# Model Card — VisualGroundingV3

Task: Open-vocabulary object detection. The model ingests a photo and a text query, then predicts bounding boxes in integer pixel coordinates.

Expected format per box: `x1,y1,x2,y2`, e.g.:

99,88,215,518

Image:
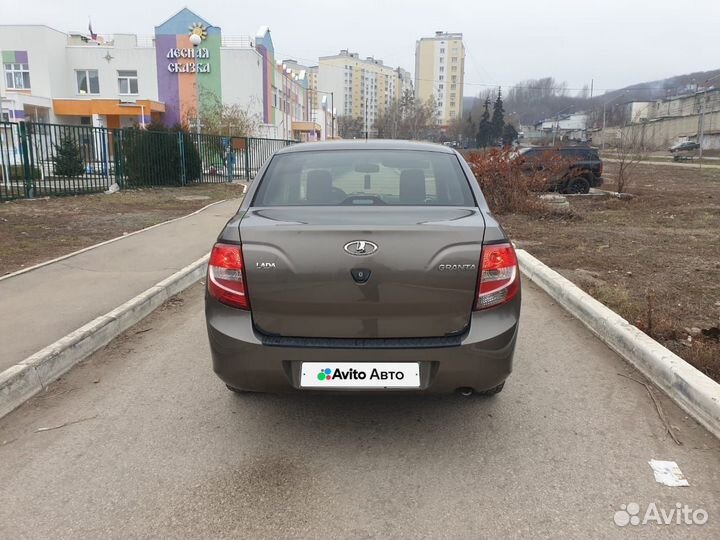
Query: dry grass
0,183,244,275
503,162,720,382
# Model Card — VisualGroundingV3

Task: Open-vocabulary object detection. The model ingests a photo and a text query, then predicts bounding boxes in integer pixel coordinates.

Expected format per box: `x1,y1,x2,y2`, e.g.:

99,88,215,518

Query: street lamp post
189,32,202,133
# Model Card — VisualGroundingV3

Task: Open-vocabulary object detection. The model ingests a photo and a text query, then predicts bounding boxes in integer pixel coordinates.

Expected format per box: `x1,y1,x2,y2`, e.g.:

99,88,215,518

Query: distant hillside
594,68,720,105
462,68,720,125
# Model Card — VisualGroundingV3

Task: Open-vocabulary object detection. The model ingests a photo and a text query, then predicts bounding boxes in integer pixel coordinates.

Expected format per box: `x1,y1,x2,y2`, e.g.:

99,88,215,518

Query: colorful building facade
0,9,320,139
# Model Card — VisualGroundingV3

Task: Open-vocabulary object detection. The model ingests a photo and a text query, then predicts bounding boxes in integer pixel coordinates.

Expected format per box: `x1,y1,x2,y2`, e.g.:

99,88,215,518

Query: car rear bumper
205,293,520,394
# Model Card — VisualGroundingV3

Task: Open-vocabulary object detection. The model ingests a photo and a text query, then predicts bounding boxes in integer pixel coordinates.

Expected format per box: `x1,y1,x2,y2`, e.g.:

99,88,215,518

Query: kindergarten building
0,8,330,140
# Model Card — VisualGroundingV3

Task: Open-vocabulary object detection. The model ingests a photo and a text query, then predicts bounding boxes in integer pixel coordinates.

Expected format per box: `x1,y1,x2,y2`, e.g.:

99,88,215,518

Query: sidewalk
0,198,242,373
604,157,720,170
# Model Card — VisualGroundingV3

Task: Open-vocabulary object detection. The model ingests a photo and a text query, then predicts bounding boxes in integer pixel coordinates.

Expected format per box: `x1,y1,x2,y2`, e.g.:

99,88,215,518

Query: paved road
604,158,720,170
0,198,241,372
1,282,718,539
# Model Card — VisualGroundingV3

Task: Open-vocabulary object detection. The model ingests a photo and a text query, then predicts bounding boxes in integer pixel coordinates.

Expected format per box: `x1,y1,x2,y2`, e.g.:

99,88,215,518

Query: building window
440,48,445,53
4,63,30,89
439,66,444,73
76,69,100,94
451,57,457,63
450,101,456,107
451,66,457,72
439,57,444,64
451,84,456,90
117,70,138,95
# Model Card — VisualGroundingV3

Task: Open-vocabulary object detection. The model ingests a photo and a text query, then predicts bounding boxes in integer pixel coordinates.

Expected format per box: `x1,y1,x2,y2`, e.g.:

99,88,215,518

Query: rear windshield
252,150,476,206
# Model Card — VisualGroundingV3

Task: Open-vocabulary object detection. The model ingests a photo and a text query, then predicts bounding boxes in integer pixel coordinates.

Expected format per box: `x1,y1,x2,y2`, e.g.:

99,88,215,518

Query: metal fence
0,121,295,201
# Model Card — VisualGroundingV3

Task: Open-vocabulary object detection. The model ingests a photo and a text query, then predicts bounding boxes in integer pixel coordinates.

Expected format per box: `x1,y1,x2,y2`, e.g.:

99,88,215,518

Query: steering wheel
339,195,387,205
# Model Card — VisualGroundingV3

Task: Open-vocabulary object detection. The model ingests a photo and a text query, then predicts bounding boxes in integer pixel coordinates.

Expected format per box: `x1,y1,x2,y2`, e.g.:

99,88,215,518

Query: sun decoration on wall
188,22,208,41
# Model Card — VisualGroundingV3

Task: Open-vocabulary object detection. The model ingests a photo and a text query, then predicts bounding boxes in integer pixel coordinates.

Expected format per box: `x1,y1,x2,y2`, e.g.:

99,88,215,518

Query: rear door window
252,150,476,206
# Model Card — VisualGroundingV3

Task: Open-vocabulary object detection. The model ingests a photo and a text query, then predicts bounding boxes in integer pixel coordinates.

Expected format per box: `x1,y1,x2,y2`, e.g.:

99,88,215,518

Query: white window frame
117,70,139,95
4,62,30,89
76,69,100,95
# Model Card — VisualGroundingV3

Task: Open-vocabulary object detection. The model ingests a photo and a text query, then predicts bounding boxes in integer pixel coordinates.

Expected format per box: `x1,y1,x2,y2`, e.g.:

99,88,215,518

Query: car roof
275,139,456,155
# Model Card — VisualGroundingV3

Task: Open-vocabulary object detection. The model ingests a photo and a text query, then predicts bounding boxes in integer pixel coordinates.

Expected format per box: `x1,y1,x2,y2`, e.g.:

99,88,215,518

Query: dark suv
518,146,604,194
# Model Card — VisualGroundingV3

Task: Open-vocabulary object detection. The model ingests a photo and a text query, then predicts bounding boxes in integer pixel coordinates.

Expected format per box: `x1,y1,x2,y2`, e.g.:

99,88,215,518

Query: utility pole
695,74,720,161
331,91,334,139
602,102,607,153
698,91,705,160
365,97,369,140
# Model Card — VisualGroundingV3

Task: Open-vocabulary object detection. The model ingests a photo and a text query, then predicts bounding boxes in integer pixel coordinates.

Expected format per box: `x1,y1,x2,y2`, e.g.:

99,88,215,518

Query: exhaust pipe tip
456,387,474,397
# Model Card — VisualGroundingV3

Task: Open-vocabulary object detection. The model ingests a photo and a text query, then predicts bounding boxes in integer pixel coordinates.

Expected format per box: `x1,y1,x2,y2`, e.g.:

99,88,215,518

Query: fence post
244,137,251,181
18,122,33,198
178,131,187,186
113,129,124,189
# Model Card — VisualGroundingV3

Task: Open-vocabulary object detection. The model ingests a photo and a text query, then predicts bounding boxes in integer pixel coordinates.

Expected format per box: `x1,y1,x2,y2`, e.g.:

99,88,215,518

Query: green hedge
118,123,201,186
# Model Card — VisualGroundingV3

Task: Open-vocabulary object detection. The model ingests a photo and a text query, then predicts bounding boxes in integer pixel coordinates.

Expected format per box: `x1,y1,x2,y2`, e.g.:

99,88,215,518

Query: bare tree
337,116,365,139
612,123,647,193
373,94,436,140
181,91,259,137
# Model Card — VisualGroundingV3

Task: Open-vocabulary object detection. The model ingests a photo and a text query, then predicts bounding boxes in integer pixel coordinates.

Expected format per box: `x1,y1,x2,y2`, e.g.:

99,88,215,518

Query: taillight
207,243,250,310
474,243,520,310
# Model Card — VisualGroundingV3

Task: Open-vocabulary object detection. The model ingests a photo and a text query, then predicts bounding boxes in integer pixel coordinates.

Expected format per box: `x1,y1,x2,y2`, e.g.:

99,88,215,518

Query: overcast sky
2,0,719,96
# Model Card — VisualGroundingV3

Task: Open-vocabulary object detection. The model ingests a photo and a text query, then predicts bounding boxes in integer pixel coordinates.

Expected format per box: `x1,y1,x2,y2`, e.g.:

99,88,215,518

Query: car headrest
306,170,333,203
399,169,426,204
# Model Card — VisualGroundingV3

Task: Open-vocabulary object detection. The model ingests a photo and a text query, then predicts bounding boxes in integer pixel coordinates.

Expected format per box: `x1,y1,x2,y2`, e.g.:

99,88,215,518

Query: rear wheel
476,381,505,396
564,177,590,194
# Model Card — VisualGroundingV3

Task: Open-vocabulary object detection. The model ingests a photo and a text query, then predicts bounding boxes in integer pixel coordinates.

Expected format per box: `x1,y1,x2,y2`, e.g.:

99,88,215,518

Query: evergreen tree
502,123,519,147
463,112,476,144
476,97,492,148
53,136,85,177
490,88,505,145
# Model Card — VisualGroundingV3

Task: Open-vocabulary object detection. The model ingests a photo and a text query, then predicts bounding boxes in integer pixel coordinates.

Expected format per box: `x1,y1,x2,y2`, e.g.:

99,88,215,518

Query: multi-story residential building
0,8,322,140
396,67,413,99
415,31,465,126
318,50,401,136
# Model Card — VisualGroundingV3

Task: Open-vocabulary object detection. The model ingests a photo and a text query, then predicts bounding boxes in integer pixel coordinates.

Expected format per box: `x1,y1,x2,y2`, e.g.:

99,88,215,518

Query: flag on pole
88,19,97,40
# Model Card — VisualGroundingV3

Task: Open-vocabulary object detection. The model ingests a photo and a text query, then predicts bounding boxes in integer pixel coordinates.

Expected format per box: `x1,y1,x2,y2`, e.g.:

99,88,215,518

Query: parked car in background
669,140,700,161
517,146,604,194
205,140,521,396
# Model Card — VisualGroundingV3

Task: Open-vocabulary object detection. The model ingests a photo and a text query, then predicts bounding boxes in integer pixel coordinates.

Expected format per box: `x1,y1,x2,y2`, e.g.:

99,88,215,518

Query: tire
226,384,249,394
476,381,505,396
564,177,590,194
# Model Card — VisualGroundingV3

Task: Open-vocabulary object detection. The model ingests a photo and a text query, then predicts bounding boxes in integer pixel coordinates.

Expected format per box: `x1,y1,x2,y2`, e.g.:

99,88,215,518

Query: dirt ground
0,183,245,276
501,162,720,381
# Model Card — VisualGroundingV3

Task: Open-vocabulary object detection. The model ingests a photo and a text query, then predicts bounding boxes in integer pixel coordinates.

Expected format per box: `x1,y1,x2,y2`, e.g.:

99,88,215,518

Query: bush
119,123,201,186
53,136,85,177
465,148,569,215
0,164,42,180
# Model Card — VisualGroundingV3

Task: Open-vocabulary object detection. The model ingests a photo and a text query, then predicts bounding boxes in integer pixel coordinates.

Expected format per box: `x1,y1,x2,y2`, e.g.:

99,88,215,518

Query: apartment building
396,67,413,99
318,50,401,135
0,8,321,140
415,31,465,125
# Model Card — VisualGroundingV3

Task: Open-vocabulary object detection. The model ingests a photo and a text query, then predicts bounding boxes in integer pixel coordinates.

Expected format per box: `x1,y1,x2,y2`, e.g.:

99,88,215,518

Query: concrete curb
516,249,720,440
0,254,209,419
0,199,225,282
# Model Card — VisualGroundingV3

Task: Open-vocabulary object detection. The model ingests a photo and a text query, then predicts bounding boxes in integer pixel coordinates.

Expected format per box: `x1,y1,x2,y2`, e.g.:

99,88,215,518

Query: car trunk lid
240,206,485,339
